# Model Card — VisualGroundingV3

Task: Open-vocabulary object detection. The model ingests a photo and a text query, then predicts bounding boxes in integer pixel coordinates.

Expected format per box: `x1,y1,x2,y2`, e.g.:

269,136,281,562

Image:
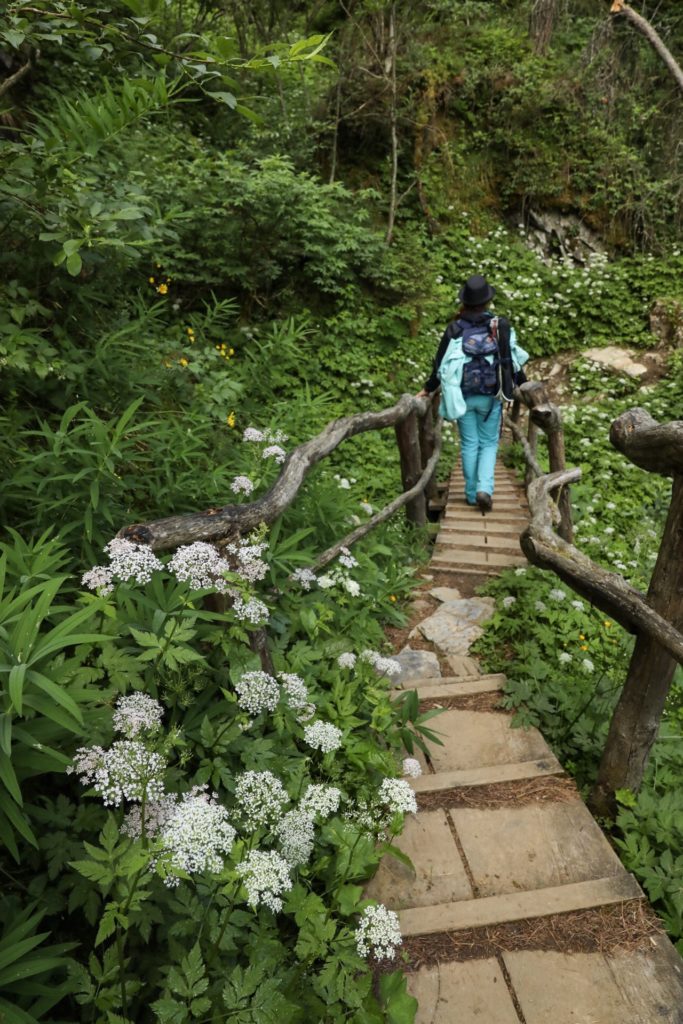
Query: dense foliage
2,0,683,1019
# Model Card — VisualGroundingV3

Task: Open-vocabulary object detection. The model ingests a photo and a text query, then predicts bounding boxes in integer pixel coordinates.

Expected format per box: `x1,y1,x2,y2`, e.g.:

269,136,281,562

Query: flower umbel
355,904,402,961
159,788,236,881
112,693,164,738
68,741,166,806
236,850,292,913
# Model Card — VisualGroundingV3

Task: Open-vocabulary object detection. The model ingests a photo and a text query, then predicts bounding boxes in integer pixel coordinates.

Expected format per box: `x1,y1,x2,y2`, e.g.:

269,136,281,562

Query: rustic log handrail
119,393,435,551
508,383,683,816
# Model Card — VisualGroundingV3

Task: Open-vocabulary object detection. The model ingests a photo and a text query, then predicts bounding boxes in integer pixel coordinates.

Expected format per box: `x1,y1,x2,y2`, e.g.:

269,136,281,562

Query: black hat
459,274,496,306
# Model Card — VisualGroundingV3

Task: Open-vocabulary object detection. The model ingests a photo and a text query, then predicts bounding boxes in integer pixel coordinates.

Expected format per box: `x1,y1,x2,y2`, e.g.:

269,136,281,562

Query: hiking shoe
465,497,477,507
476,491,492,512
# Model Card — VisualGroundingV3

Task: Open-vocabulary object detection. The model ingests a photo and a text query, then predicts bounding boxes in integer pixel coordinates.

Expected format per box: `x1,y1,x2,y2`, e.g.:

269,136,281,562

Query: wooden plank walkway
372,461,683,1023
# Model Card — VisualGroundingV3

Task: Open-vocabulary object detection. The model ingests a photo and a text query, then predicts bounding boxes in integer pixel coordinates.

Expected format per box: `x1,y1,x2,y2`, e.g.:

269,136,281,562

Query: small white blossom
558,652,572,665
402,758,422,778
355,904,402,961
262,445,286,464
112,693,163,737
121,792,177,839
223,536,269,584
337,652,357,670
232,594,269,624
81,566,114,596
360,650,402,678
359,502,374,515
317,575,335,589
581,658,595,673
378,777,417,815
275,808,315,866
297,702,316,723
535,600,547,612
278,673,308,710
68,741,166,806
343,578,361,597
237,850,292,913
299,784,342,820
549,588,566,602
303,720,343,753
292,567,317,590
502,596,516,608
159,788,236,879
514,567,526,576
82,539,164,594
230,475,254,495
570,600,585,611
338,547,358,569
235,671,280,715
168,542,230,592
234,771,289,829
243,427,265,442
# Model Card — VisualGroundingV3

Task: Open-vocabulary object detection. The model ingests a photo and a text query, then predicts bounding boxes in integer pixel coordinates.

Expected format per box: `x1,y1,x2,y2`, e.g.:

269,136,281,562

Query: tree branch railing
507,388,683,817
119,393,439,552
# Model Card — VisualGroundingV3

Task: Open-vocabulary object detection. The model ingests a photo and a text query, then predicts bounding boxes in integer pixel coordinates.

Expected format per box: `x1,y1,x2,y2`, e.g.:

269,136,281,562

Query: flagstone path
372,460,683,1023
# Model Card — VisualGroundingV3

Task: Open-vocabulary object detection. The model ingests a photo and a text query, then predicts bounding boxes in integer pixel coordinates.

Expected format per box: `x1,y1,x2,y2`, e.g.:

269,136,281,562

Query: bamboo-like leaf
0,751,22,804
8,663,26,714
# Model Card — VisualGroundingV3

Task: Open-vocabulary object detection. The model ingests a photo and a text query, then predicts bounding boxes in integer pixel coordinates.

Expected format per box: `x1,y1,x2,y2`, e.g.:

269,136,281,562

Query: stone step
415,677,506,700
399,874,642,937
426,709,552,773
429,564,505,577
401,673,505,690
411,756,564,794
432,549,525,568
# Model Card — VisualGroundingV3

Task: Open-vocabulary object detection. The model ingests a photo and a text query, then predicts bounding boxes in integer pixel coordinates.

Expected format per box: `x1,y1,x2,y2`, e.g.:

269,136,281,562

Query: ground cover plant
3,0,683,1017
475,356,683,951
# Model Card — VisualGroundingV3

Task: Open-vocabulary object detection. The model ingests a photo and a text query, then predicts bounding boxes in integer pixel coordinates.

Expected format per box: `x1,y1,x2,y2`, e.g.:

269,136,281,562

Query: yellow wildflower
226,411,236,428
580,644,588,651
604,621,612,628
149,276,155,284
229,348,235,356
579,634,585,641
389,595,397,603
179,357,189,367
187,326,194,336
157,283,168,295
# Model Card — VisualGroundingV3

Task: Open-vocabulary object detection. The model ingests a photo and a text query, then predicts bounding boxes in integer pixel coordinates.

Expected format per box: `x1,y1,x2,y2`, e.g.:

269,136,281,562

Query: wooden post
520,382,573,543
589,411,683,816
418,396,439,503
395,411,427,525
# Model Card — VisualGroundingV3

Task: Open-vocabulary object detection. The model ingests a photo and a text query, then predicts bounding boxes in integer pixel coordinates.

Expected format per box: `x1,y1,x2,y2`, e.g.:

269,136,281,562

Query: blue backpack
459,317,500,397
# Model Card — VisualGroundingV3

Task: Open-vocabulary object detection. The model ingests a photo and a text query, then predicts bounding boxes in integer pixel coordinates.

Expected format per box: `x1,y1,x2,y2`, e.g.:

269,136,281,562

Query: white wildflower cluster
337,652,357,670
338,547,358,569
230,475,254,495
243,427,265,442
359,501,373,516
502,595,516,608
355,904,402,961
223,535,269,584
558,652,572,665
317,564,361,597
378,777,417,815
278,673,309,710
292,567,317,590
235,770,289,829
82,538,163,595
296,702,316,723
235,671,280,715
237,850,292,913
112,693,163,738
303,720,343,753
168,542,231,592
299,784,342,820
581,658,595,673
514,567,526,576
68,741,166,806
570,600,585,611
159,788,236,882
360,650,402,678
549,588,566,602
232,594,269,624
535,600,547,613
262,445,286,463
121,793,177,839
402,757,422,779
275,808,315,866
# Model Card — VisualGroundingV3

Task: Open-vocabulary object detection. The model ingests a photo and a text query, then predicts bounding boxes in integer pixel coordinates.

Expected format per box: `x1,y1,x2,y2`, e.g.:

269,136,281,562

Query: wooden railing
506,386,683,816
119,393,441,552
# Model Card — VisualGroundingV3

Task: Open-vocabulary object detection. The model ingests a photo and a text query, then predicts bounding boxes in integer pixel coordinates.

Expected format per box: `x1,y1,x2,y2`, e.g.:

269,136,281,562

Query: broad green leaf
8,663,26,714
66,252,82,276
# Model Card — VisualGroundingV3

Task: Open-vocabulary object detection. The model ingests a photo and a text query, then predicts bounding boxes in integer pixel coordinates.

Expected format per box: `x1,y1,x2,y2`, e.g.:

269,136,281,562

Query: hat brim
459,284,496,304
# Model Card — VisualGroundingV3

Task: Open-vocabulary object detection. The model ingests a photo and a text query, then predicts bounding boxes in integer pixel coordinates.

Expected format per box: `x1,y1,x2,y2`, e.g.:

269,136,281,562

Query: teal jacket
438,322,529,422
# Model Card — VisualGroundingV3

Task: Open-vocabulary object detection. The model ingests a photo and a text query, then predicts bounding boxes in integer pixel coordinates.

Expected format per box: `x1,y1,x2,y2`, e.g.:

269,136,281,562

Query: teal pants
457,395,502,504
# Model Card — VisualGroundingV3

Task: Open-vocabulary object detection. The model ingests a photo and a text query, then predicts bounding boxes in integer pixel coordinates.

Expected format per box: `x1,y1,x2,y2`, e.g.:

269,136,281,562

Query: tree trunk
590,474,683,817
385,3,399,245
529,0,560,55
610,1,683,95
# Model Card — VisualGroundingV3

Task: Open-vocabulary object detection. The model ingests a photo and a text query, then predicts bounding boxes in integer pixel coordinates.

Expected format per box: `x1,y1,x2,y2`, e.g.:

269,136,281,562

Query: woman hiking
417,273,529,512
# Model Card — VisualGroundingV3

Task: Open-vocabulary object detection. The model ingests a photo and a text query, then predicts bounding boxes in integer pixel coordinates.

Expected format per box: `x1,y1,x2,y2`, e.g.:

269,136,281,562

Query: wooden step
435,533,521,553
432,549,525,568
440,520,527,535
399,874,642,937
411,756,564,794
